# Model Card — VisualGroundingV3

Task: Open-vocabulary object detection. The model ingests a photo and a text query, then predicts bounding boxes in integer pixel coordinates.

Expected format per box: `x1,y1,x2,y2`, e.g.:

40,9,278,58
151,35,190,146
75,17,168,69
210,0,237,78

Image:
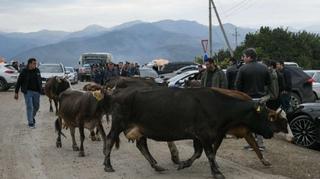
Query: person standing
276,60,292,112
226,57,238,90
14,58,42,129
201,58,227,88
235,48,271,151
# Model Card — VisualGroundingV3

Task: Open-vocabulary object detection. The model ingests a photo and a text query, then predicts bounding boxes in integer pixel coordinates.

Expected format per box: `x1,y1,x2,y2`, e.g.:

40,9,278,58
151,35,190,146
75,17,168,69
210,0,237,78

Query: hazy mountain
62,24,108,40
5,20,255,65
14,23,214,66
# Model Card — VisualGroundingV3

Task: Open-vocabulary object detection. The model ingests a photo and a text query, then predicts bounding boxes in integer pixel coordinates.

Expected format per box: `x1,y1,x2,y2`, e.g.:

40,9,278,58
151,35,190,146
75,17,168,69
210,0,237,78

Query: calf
44,76,70,114
55,89,112,157
104,87,275,179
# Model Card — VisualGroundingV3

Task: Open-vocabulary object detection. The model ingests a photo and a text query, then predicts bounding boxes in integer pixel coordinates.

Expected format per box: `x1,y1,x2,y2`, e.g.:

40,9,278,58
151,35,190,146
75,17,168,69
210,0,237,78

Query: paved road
0,83,318,179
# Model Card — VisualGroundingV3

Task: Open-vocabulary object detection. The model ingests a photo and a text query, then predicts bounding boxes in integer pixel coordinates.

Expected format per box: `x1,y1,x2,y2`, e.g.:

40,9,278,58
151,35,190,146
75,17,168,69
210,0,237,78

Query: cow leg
49,99,53,112
70,127,79,151
95,127,101,141
244,133,271,166
97,122,107,155
177,139,203,170
167,142,180,164
78,125,85,157
136,137,166,172
104,129,121,172
203,143,225,179
90,129,97,141
54,99,59,115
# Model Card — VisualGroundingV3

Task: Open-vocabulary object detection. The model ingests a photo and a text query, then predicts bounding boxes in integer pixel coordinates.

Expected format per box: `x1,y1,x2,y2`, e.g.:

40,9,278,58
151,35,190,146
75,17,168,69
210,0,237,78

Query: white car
159,65,198,81
38,63,67,89
304,70,320,100
0,63,19,91
65,67,78,84
167,70,199,88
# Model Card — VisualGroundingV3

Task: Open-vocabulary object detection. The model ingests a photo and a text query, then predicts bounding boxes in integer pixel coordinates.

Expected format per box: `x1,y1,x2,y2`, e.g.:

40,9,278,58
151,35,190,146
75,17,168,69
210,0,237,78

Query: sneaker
29,125,36,129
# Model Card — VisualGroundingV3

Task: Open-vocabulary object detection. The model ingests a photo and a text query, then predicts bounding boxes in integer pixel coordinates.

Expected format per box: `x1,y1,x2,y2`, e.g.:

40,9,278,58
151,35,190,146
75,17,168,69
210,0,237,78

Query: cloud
0,0,319,32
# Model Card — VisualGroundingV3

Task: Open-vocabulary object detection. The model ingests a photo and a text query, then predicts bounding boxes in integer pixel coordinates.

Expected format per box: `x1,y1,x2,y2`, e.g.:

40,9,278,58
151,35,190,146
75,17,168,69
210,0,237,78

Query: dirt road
0,83,319,179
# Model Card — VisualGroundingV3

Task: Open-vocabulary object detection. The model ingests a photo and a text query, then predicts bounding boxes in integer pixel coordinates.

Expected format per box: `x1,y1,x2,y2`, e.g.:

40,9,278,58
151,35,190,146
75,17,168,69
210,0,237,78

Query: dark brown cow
55,89,112,157
44,76,70,114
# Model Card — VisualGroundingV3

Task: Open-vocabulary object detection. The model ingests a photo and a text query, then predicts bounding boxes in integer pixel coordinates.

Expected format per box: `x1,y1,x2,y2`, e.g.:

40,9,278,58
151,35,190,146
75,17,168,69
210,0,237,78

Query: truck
78,52,112,82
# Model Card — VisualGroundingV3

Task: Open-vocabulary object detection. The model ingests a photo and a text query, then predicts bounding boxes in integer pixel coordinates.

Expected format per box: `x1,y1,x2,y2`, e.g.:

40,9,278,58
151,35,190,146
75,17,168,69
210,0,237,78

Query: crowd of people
90,62,140,85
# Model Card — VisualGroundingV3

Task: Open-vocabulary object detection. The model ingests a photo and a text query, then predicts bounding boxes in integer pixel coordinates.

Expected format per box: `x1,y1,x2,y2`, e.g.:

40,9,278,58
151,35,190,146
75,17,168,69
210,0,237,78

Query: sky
0,0,319,32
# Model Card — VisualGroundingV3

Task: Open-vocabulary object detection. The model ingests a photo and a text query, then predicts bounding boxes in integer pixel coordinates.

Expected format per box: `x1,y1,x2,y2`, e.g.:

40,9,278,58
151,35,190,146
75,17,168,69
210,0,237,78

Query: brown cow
55,89,112,157
44,76,70,114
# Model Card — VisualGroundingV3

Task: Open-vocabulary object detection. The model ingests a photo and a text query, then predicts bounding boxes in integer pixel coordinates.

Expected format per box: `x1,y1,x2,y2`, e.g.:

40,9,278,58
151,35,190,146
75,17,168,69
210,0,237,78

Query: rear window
39,65,63,73
4,65,16,71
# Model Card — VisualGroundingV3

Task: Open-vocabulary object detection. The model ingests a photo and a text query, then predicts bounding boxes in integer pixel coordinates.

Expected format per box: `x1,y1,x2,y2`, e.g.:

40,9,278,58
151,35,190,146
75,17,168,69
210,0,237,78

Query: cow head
53,76,70,96
267,108,288,133
248,102,274,139
96,86,116,114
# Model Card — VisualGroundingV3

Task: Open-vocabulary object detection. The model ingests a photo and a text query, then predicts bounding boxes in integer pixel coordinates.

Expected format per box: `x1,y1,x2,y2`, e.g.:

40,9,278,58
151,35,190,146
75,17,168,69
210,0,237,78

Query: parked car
284,62,300,68
159,65,198,81
287,103,320,150
65,67,78,84
167,70,200,88
157,62,196,75
0,63,19,91
78,64,92,82
287,67,316,109
304,70,320,100
38,63,67,92
139,67,159,78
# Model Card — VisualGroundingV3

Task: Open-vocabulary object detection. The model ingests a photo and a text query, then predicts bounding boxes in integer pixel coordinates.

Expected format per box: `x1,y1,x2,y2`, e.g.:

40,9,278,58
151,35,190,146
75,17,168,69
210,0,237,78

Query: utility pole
210,0,234,57
232,27,240,48
209,0,213,57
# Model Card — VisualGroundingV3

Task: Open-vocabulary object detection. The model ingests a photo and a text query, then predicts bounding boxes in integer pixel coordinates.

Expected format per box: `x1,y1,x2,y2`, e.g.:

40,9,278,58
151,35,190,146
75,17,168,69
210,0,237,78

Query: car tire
290,92,301,109
289,115,320,150
0,78,8,91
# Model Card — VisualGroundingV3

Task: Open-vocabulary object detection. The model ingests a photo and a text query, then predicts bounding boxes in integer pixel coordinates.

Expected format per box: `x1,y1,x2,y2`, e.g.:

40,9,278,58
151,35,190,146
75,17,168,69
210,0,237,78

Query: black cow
55,89,112,157
44,76,70,114
104,87,274,179
105,76,181,164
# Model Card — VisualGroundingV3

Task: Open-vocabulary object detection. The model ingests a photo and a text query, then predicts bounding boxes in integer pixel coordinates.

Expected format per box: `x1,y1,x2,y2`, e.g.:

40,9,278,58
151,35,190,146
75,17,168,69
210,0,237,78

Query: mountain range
3,20,317,66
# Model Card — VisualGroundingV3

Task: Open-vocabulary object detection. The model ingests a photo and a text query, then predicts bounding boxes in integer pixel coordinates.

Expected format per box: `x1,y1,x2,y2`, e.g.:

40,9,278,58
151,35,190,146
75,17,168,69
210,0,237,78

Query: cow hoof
78,151,85,157
171,156,180,165
104,166,115,172
213,173,225,179
73,146,79,151
56,141,62,148
91,136,96,141
177,161,191,170
153,165,166,172
261,159,271,167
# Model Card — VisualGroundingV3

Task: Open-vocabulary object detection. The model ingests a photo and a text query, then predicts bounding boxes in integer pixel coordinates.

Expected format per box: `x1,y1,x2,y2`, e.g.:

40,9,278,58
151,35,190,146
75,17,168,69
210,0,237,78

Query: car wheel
289,115,320,149
290,92,301,109
0,78,8,91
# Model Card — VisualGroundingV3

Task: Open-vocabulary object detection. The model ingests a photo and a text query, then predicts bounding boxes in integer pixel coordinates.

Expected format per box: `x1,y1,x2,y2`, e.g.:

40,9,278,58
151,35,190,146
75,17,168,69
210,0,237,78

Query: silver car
66,67,78,84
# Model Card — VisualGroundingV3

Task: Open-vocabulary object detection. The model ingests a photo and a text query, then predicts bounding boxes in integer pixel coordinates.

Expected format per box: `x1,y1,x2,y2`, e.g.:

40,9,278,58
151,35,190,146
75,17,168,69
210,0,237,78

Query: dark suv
288,67,316,109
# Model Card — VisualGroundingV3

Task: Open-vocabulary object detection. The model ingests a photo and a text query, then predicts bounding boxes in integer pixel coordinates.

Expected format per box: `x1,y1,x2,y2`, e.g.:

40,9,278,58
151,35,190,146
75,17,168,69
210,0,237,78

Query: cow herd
44,76,289,179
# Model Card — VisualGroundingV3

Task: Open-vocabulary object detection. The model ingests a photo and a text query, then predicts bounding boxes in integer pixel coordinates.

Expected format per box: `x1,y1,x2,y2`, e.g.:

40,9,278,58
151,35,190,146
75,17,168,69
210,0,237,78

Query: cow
44,76,70,114
55,89,112,157
83,82,103,91
103,87,276,179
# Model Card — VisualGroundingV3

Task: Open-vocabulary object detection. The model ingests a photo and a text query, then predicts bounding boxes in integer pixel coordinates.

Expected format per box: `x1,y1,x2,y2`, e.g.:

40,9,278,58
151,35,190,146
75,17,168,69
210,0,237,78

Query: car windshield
83,59,102,65
305,71,315,77
39,65,63,73
66,68,74,72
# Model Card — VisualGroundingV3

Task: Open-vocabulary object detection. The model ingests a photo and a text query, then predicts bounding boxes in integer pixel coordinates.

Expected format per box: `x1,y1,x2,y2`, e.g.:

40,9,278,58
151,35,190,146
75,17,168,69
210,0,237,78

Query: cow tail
55,118,66,138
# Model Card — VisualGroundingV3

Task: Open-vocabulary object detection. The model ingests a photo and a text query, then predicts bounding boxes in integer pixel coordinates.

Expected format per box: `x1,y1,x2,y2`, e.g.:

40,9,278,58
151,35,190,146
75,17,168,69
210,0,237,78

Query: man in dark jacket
235,48,271,151
276,60,292,112
201,58,227,88
103,62,119,84
14,58,42,129
226,57,238,89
